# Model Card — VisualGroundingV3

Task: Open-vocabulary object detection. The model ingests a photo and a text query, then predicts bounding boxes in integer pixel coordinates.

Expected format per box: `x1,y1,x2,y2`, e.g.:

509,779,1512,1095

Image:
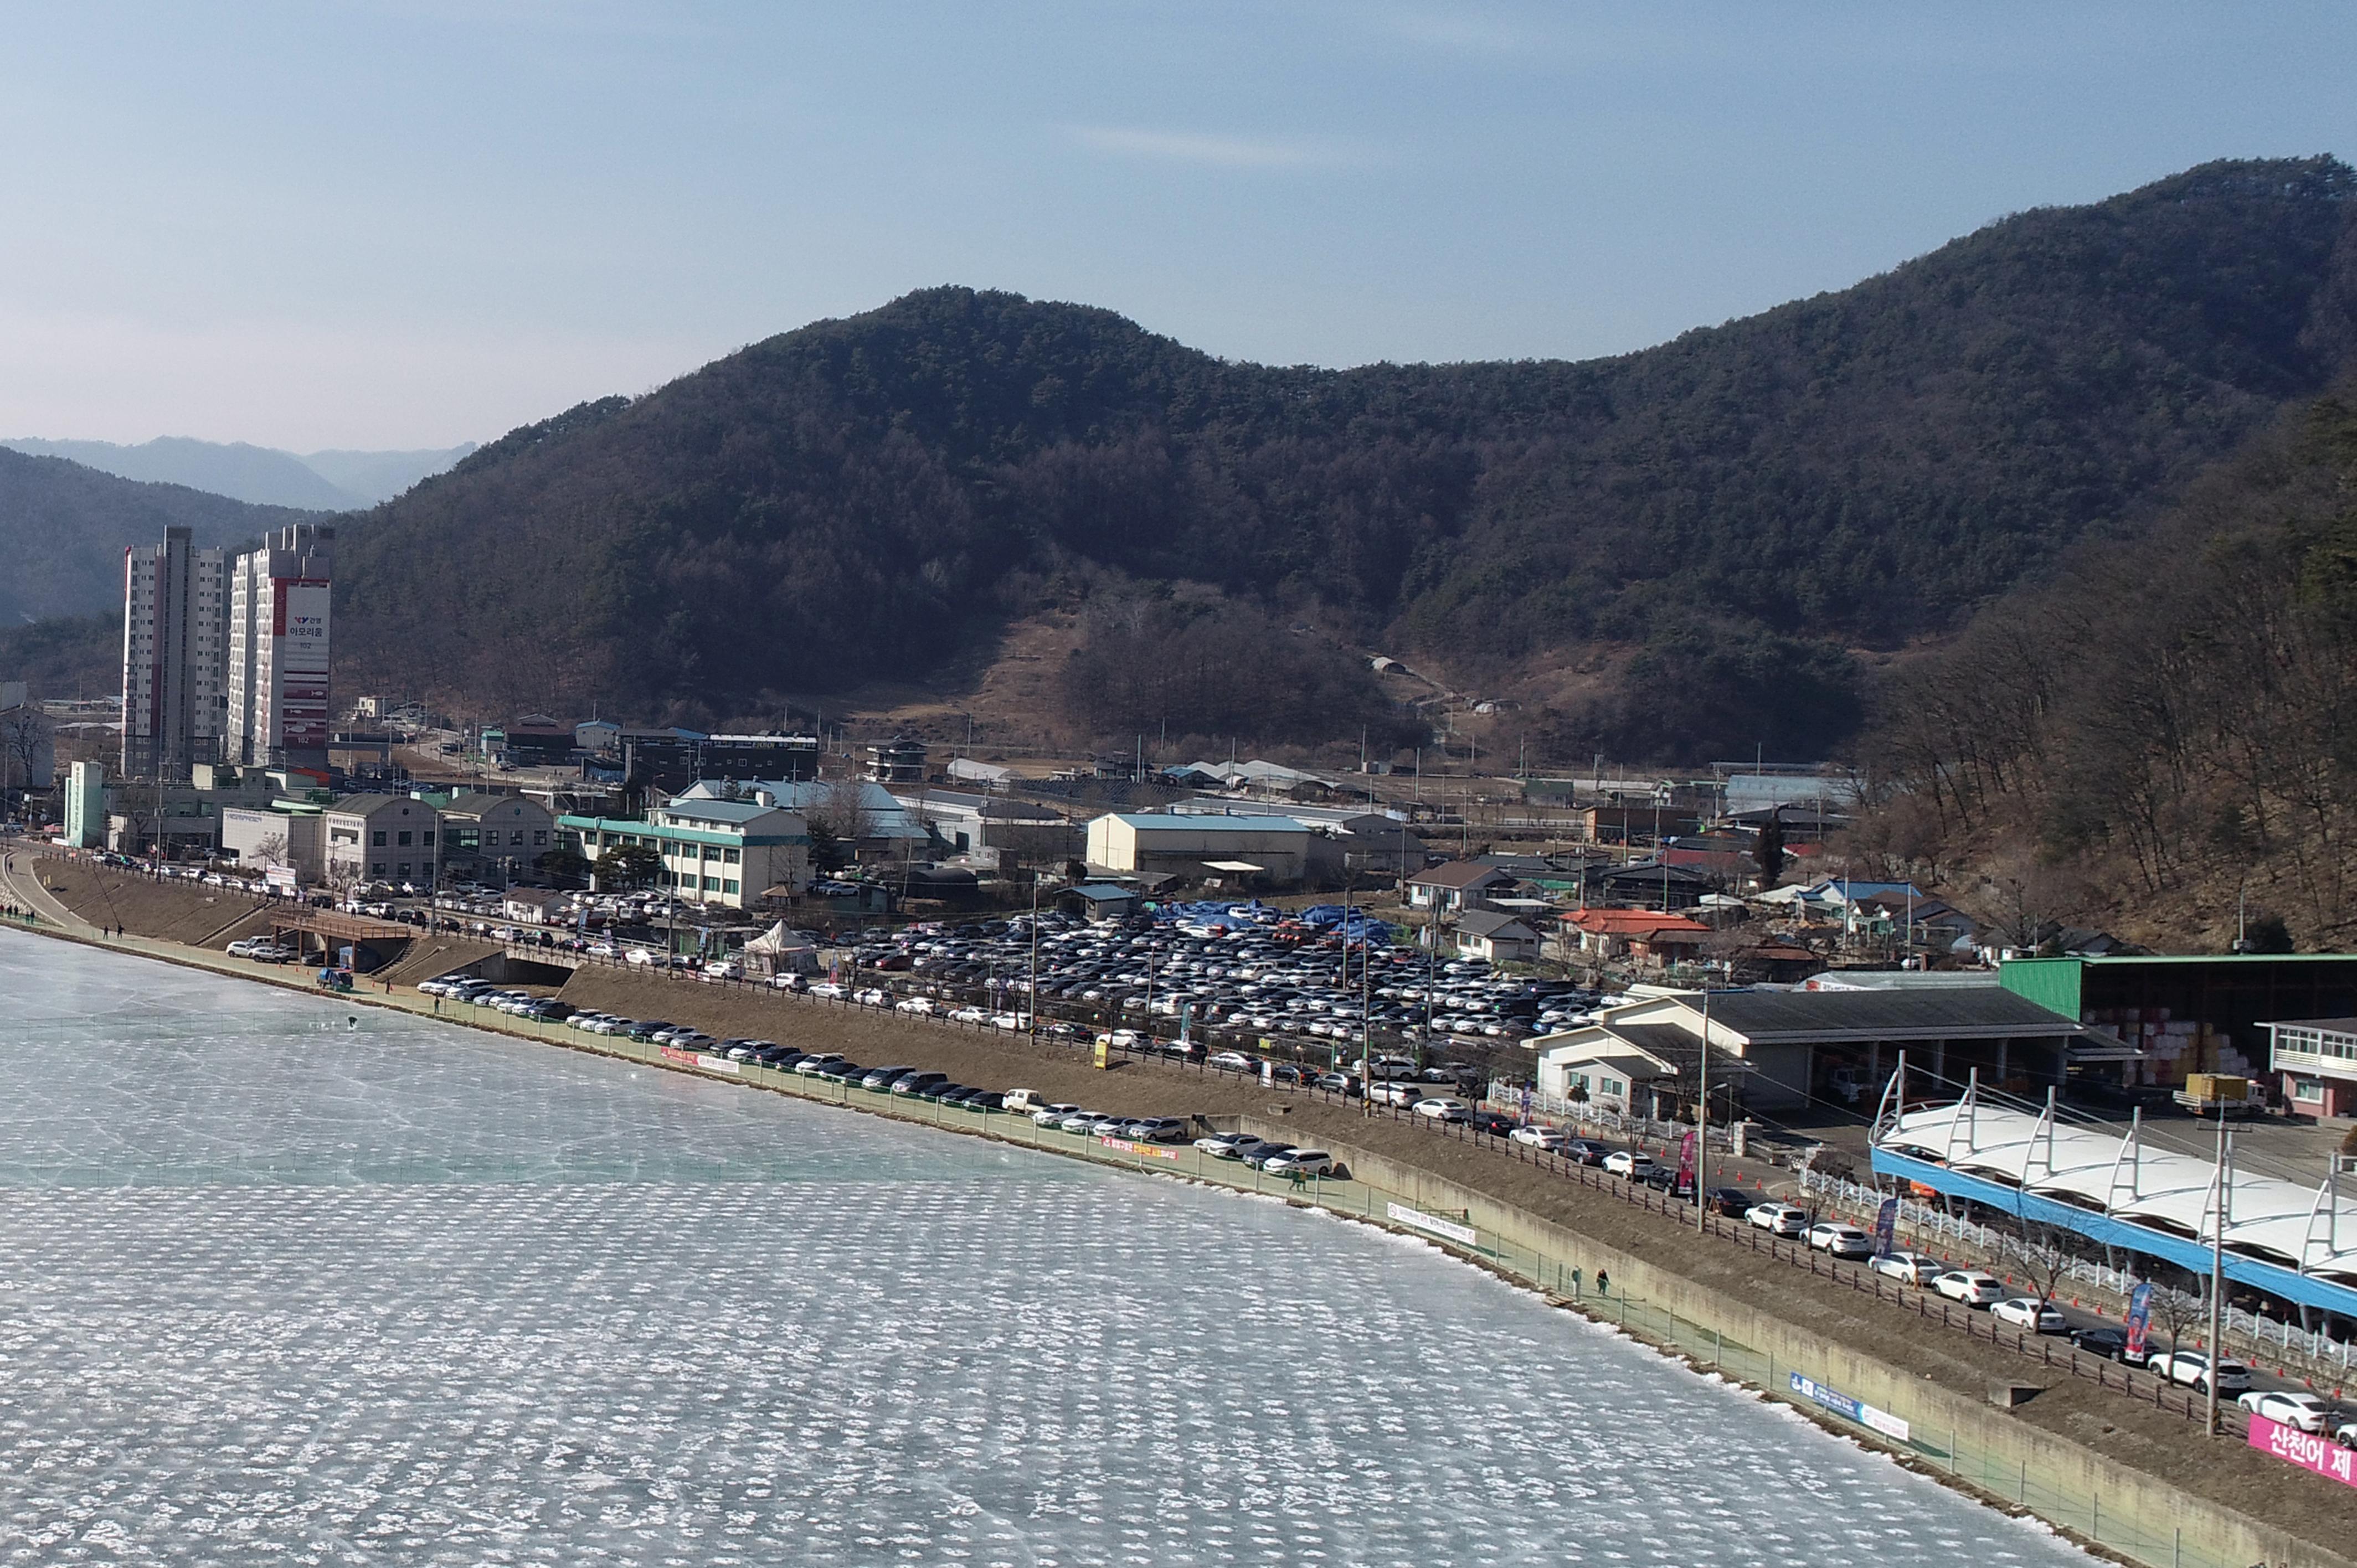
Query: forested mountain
0,448,321,626
1850,383,2357,950
303,155,2351,754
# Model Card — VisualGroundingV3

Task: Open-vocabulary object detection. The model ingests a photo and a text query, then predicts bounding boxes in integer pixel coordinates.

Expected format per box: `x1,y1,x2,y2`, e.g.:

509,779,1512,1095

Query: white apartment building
121,527,229,779
227,524,334,772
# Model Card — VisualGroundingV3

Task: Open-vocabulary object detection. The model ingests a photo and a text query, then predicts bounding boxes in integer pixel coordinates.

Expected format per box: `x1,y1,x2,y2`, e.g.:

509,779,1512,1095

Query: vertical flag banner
1675,1129,1697,1189
2125,1282,2154,1358
1871,1196,1898,1257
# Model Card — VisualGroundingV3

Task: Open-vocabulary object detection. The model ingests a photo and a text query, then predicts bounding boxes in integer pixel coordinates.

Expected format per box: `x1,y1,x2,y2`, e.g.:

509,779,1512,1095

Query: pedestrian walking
1569,1266,1583,1298
1596,1270,1610,1298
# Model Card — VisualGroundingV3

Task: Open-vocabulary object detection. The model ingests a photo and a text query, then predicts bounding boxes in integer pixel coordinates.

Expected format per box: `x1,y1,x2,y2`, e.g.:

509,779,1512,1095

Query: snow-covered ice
0,932,2093,1565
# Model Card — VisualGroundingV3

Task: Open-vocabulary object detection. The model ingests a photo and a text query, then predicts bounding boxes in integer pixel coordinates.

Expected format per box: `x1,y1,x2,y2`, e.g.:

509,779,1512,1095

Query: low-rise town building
1404,860,1515,914
325,793,441,887
1451,910,1543,964
1083,811,1313,886
439,791,558,881
562,794,811,910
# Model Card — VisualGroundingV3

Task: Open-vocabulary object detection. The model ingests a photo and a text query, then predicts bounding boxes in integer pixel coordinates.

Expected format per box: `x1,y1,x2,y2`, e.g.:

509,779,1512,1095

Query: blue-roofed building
1084,811,1314,886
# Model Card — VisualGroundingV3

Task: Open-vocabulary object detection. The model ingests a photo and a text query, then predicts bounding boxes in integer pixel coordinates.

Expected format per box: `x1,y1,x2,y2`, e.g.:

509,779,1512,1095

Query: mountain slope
0,437,477,509
329,156,2357,755
1854,381,2357,950
0,449,323,626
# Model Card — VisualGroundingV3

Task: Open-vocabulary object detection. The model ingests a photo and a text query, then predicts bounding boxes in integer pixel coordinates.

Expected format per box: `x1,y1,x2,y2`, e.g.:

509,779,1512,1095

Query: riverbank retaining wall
1236,1120,2351,1568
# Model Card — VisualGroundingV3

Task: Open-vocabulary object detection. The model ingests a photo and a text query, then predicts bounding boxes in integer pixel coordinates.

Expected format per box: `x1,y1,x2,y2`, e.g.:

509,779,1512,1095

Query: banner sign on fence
1871,1195,1898,1258
2124,1282,2153,1360
1098,1136,1182,1162
659,1045,740,1075
1788,1372,1912,1442
1385,1201,1479,1247
2249,1412,2357,1487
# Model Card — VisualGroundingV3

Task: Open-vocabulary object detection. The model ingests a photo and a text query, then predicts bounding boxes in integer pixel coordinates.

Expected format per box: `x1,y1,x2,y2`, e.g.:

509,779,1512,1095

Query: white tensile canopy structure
1876,1087,2357,1290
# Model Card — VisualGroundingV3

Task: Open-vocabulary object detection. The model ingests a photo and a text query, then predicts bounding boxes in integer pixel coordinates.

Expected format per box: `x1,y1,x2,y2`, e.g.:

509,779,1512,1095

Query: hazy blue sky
2,2,2351,449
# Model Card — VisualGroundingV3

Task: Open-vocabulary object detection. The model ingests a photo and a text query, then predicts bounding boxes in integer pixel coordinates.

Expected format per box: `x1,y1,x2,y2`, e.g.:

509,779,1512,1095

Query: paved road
0,840,97,931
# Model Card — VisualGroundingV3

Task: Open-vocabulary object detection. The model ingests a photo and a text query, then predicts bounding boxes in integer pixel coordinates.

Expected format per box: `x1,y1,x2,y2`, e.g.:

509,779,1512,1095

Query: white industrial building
1084,812,1314,886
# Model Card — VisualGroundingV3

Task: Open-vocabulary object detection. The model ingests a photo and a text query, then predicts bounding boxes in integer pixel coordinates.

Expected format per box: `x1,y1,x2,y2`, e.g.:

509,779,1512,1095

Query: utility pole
1027,875,1039,1045
2206,1115,2231,1436
1696,987,1711,1233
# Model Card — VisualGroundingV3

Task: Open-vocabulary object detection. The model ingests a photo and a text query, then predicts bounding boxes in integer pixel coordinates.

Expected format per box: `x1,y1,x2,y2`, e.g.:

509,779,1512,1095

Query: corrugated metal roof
1686,987,2082,1041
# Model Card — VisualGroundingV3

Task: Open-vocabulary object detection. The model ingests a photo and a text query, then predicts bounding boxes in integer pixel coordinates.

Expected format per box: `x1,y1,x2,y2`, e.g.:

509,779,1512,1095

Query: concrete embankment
3,884,2351,1567
1233,1120,2354,1568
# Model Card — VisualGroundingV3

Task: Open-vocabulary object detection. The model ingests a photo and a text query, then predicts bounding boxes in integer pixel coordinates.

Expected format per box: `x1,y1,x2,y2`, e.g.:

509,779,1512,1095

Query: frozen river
0,932,2093,1566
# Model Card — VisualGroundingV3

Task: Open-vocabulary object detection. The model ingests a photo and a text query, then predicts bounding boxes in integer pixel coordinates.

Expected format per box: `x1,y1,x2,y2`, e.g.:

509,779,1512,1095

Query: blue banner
1871,1196,1898,1257
2126,1281,2154,1359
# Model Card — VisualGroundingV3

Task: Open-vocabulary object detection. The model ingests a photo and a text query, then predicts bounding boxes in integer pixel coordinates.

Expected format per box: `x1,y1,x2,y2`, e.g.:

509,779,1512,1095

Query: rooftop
1105,813,1309,834
1409,860,1513,889
1675,987,2086,1042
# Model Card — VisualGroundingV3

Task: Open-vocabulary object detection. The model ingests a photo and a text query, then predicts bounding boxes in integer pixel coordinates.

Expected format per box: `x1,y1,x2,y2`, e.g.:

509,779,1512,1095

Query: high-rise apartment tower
227,523,334,773
120,527,229,779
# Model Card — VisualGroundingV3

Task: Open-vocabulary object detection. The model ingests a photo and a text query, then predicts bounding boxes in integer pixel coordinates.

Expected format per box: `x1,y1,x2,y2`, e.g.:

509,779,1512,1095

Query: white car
1411,1097,1471,1123
1193,1131,1254,1156
2238,1390,2332,1433
1990,1297,2068,1333
807,982,847,1000
1745,1203,1808,1237
1508,1126,1569,1152
894,997,935,1016
948,1006,989,1024
1602,1149,1654,1179
1368,1081,1419,1107
1260,1149,1335,1177
1805,1223,1874,1260
2145,1350,2251,1394
1869,1251,1942,1285
1031,1102,1083,1128
1931,1270,2006,1308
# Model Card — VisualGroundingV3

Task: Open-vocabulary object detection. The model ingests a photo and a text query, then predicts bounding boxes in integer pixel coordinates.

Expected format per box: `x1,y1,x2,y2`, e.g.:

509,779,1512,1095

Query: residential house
1404,860,1515,914
1562,908,1712,967
1583,858,1717,909
502,889,568,926
2263,1018,2357,1119
1453,910,1543,964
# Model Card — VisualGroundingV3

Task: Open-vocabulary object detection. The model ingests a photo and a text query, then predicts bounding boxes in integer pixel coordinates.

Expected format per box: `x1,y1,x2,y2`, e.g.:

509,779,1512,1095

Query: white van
1003,1089,1046,1115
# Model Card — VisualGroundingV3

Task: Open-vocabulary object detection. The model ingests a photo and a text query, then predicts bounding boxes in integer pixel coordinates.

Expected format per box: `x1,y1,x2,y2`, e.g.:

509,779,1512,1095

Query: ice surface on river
0,932,2091,1565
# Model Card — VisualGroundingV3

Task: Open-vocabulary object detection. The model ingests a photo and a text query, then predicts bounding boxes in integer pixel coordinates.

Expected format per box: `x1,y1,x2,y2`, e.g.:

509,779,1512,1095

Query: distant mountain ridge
0,436,475,510
326,156,2357,759
0,449,322,626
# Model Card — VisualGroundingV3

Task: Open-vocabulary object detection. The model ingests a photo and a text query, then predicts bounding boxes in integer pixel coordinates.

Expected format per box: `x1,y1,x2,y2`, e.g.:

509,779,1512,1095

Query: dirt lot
553,963,2357,1549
